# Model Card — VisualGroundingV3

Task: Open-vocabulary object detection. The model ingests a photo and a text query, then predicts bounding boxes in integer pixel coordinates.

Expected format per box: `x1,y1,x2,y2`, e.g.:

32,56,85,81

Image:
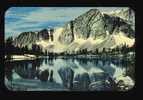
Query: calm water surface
5,57,133,91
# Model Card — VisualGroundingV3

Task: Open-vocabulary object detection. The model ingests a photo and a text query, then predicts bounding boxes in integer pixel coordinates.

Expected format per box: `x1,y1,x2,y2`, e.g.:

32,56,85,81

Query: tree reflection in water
5,57,134,91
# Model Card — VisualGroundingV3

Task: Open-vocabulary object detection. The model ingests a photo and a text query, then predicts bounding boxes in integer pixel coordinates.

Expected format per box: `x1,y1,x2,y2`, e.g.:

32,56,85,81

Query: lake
5,57,134,91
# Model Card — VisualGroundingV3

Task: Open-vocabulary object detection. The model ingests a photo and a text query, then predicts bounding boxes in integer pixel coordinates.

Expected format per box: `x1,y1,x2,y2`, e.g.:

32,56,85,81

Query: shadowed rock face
113,8,135,27
38,29,49,40
14,31,38,48
13,29,52,48
58,67,74,89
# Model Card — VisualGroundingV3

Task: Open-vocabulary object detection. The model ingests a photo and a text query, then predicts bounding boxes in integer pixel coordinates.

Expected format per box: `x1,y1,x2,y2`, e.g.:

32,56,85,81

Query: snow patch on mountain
35,27,67,53
65,31,134,52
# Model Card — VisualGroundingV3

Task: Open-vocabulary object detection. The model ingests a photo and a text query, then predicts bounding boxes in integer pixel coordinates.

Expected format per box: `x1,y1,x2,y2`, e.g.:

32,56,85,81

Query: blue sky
5,7,126,38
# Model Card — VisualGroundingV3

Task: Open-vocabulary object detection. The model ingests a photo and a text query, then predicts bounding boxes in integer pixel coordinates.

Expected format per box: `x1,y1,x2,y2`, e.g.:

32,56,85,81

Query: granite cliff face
58,8,134,45
111,8,135,24
14,31,38,48
14,29,52,48
110,8,135,31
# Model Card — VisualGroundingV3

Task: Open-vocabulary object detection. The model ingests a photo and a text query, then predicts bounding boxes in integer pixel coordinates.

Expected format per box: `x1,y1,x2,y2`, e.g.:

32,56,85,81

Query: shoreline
5,52,135,62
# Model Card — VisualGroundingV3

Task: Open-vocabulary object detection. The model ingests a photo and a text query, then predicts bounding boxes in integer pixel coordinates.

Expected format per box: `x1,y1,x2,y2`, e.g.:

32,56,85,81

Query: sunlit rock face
58,8,135,45
58,23,75,45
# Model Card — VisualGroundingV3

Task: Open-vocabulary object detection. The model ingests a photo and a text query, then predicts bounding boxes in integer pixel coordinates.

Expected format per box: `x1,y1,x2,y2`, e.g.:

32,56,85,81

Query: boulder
115,75,135,91
38,69,49,82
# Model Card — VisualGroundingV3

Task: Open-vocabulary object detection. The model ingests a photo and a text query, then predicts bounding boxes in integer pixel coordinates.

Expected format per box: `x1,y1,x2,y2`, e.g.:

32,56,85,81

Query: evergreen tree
44,50,48,56
102,48,106,53
115,46,120,54
70,20,74,34
5,37,14,59
6,37,13,46
24,45,29,54
50,28,54,41
95,48,99,55
121,44,128,54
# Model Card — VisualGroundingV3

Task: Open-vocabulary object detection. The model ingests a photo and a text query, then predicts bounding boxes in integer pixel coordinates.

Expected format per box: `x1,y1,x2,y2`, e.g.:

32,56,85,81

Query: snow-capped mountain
13,8,135,53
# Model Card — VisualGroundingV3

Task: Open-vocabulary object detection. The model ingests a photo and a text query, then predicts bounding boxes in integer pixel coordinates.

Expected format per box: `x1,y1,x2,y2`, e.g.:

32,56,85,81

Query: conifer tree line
5,37,45,59
5,36,135,59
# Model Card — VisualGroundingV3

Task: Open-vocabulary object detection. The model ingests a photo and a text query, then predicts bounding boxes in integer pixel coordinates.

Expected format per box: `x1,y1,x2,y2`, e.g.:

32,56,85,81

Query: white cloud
5,7,127,38
18,7,94,22
5,7,95,38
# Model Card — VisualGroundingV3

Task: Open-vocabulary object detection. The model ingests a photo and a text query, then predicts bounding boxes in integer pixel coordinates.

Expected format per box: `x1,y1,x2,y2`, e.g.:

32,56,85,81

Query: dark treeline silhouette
31,44,44,56
5,58,45,80
5,57,56,83
42,44,135,61
50,28,54,41
5,35,135,60
5,37,45,59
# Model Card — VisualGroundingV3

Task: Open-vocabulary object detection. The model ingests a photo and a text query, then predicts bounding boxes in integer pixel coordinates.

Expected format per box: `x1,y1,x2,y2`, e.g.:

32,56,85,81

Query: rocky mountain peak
38,28,49,40
14,28,53,48
85,8,100,15
112,8,135,25
39,29,48,33
58,8,134,45
13,8,135,52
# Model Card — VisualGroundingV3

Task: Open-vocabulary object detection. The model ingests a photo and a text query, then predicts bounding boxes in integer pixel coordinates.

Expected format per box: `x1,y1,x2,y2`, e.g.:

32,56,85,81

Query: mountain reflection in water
5,57,132,91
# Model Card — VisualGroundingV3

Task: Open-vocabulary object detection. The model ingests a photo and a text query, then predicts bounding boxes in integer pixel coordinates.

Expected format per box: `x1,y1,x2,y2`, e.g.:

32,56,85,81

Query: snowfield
9,54,37,61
